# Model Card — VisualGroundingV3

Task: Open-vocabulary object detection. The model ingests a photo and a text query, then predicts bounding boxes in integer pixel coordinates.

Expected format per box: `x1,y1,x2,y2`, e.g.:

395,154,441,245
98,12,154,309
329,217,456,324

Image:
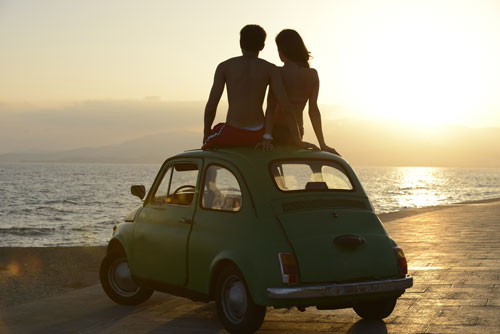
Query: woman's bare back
278,63,319,132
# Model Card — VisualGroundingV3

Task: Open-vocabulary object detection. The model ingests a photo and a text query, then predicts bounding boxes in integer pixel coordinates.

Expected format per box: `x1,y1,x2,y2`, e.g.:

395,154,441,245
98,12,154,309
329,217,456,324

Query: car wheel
215,266,266,334
353,298,397,320
100,252,153,305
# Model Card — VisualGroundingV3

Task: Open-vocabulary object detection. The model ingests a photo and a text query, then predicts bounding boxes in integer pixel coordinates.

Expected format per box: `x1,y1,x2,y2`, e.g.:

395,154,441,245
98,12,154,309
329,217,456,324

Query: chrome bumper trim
266,276,413,299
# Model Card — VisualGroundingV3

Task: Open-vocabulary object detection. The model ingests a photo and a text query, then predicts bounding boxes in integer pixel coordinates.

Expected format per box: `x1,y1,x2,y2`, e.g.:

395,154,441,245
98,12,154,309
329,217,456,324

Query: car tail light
278,253,297,284
394,247,408,276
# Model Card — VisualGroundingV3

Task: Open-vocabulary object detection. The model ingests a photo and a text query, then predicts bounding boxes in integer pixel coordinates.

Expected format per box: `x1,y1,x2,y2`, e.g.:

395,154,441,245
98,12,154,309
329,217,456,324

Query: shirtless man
202,24,299,150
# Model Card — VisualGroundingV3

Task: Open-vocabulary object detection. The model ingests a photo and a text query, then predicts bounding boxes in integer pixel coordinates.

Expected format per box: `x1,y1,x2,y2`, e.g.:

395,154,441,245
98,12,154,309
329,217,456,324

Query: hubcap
109,258,139,296
222,275,248,324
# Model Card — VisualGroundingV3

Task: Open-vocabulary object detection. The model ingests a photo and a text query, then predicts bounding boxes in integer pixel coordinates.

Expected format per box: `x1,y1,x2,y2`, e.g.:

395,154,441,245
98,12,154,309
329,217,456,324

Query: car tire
100,252,153,305
215,265,266,334
353,298,397,320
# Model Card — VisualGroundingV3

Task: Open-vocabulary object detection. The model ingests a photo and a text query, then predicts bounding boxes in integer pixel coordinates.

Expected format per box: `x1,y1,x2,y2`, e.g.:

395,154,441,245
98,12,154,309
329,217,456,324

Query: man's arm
203,63,225,143
268,65,301,144
256,88,276,151
308,70,341,156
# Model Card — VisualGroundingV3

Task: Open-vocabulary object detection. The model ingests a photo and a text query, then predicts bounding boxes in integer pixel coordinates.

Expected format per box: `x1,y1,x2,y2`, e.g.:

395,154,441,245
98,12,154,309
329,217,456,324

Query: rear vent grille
281,199,366,213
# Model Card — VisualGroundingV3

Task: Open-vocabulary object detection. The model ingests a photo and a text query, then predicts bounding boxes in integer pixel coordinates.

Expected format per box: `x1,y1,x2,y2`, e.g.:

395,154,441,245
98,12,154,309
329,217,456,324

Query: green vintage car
100,147,412,333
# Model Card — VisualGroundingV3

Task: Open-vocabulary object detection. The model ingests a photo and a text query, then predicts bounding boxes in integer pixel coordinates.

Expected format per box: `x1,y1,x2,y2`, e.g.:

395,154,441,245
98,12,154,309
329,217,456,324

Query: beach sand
0,247,105,308
1,197,499,310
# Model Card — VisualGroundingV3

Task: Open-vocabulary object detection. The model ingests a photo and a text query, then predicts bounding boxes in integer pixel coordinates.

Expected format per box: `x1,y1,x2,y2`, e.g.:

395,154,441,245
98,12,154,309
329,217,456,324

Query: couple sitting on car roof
202,24,340,155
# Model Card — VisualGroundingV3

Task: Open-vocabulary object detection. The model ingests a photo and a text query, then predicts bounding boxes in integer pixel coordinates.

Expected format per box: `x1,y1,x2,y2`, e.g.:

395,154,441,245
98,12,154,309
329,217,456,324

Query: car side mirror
131,185,146,200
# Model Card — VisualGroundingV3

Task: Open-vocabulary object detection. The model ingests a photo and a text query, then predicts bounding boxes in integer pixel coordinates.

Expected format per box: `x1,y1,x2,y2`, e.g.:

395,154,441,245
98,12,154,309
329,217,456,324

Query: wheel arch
105,222,135,259
205,248,278,306
208,258,240,300
106,238,127,257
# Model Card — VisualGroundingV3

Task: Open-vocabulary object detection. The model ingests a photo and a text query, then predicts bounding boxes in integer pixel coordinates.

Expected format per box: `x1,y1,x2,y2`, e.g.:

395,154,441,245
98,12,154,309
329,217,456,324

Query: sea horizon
1,162,499,247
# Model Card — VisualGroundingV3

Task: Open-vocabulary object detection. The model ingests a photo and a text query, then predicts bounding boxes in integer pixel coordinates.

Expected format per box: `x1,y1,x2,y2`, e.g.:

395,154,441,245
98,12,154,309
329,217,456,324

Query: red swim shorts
202,123,264,150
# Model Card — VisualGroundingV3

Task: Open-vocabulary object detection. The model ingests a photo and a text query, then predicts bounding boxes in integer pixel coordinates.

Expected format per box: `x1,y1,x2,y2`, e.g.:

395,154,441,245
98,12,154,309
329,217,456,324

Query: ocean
1,163,499,247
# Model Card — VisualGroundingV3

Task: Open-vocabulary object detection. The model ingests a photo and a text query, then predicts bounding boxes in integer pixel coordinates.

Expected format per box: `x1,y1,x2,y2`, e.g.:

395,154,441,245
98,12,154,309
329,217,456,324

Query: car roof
163,147,366,199
169,146,347,167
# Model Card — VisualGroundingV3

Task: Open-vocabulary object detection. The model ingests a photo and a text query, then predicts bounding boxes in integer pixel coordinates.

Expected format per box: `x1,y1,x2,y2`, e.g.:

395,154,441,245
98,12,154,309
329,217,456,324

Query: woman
263,29,340,155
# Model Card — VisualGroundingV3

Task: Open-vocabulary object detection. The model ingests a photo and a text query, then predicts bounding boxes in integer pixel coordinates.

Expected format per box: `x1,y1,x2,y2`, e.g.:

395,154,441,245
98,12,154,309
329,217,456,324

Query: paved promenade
1,200,499,333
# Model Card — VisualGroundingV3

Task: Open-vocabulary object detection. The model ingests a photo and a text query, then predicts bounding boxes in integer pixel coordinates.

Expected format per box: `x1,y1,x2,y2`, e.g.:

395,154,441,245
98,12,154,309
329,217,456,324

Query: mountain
0,130,200,164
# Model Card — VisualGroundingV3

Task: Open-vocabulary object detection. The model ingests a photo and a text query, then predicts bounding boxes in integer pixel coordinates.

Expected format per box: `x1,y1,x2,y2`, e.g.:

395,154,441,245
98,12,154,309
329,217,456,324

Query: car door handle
178,218,192,225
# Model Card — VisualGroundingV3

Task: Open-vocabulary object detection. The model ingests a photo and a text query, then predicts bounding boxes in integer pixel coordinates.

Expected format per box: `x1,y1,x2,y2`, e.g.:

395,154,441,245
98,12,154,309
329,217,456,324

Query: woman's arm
308,70,341,156
265,88,278,133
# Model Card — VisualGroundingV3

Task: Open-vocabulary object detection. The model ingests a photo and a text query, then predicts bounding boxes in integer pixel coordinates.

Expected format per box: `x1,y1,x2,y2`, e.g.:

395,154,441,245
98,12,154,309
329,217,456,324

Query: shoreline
378,196,500,223
1,197,500,309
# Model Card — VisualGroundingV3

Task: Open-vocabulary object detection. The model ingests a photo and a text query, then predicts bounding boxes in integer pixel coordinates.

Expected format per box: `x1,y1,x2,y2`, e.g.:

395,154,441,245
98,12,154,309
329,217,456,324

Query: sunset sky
1,0,500,162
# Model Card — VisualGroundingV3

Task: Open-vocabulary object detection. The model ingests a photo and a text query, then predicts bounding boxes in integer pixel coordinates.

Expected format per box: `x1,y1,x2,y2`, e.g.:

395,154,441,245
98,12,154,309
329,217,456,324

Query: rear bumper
267,276,413,299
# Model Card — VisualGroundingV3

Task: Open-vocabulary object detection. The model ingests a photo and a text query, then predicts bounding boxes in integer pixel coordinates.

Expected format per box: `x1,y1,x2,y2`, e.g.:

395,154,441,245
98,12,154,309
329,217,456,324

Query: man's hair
240,24,266,52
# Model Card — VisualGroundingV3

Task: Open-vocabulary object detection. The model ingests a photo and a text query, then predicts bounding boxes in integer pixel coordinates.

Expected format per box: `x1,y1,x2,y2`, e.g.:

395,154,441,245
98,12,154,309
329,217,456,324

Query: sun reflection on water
395,167,443,209
355,166,500,213
363,167,457,213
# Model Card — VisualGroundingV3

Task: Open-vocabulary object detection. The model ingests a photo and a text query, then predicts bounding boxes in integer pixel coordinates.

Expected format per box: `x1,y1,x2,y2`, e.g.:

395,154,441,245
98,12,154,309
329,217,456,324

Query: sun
346,9,486,126
313,0,499,127
348,20,484,126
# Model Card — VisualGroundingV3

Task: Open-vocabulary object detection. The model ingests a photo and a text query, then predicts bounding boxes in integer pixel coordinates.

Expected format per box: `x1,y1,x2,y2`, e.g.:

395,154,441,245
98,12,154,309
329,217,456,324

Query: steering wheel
172,185,196,195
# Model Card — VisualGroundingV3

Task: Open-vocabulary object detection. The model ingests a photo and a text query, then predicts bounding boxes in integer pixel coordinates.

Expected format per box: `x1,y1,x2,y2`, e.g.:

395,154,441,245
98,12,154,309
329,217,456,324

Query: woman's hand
300,141,320,150
320,144,341,156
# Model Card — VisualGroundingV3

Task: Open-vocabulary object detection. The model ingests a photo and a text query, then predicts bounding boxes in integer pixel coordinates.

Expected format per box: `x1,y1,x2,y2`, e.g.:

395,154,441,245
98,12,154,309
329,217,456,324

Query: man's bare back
211,55,277,129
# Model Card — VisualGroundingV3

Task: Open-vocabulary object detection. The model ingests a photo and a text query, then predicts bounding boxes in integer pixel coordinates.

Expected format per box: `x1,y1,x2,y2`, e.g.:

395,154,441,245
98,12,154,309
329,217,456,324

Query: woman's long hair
275,29,311,68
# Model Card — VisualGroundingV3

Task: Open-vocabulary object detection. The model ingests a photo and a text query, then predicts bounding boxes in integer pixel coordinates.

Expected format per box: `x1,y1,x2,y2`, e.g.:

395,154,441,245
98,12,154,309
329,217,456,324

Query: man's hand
320,144,341,156
256,138,273,151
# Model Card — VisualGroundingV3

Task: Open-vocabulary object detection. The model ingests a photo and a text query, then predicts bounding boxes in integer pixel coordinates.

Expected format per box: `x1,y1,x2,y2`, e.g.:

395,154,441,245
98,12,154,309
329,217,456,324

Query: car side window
152,163,198,206
152,166,173,203
166,163,198,206
202,165,242,212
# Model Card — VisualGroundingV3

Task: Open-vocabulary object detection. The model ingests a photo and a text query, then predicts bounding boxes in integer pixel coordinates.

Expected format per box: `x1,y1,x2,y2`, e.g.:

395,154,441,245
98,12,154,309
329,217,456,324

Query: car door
131,159,202,287
186,163,250,293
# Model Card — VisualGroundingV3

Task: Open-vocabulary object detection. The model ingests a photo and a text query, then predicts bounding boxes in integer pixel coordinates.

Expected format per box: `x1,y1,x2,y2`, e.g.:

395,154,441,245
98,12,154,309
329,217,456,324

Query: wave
43,199,80,205
399,186,429,191
71,227,91,232
98,219,121,226
4,205,80,217
4,208,35,215
0,226,57,236
35,206,76,214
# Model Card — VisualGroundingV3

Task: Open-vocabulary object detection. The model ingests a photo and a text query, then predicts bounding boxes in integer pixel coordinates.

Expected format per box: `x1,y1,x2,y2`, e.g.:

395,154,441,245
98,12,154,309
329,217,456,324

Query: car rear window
270,160,353,192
